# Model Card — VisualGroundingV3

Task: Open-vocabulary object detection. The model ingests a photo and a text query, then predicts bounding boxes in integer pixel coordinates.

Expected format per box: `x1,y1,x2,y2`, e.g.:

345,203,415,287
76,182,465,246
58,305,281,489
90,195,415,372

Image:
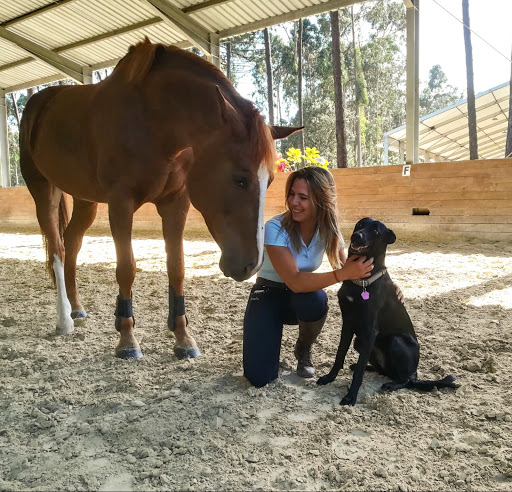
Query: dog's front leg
340,330,376,406
317,325,354,386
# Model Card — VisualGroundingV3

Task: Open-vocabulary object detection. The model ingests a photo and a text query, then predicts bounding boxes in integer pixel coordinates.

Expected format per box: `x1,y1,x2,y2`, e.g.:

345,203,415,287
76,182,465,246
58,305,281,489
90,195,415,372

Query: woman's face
287,178,316,225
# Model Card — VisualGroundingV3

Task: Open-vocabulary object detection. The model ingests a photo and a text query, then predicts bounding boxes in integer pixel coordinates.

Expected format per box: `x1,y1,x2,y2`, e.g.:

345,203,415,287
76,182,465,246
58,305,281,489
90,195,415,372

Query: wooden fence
1,158,511,240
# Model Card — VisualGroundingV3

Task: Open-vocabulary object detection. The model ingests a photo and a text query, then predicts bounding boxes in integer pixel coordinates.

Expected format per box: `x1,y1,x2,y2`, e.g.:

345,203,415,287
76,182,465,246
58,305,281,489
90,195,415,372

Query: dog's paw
316,374,335,385
340,394,357,406
440,375,460,389
380,381,395,392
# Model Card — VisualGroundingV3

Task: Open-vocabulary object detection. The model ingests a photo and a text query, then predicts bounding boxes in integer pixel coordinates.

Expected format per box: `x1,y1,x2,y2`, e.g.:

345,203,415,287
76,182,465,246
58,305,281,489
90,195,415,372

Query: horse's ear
386,229,396,245
270,126,304,140
216,86,239,123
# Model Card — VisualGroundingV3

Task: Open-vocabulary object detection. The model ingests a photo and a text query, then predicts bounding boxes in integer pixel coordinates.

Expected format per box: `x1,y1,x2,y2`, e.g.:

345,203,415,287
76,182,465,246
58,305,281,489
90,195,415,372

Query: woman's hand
335,256,373,282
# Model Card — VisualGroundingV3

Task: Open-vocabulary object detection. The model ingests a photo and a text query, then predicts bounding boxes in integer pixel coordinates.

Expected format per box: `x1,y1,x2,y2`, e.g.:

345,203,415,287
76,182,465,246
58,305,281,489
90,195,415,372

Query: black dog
317,217,458,406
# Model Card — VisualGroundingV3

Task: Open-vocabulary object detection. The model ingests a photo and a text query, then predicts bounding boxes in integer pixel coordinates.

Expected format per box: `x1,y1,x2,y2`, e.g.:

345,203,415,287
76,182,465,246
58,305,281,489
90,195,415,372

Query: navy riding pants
243,281,328,388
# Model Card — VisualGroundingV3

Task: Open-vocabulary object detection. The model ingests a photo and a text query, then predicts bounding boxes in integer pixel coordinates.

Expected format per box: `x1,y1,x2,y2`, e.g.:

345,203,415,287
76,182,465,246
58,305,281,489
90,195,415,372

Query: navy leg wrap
168,286,186,332
114,294,135,332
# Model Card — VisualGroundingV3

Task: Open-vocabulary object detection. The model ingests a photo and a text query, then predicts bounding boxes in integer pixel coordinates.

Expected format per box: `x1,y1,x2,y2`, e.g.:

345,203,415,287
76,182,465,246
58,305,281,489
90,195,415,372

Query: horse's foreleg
156,193,200,359
64,199,98,319
108,197,142,359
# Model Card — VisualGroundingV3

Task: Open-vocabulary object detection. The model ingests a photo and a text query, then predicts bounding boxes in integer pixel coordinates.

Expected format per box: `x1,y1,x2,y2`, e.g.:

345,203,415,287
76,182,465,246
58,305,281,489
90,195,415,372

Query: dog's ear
386,229,396,244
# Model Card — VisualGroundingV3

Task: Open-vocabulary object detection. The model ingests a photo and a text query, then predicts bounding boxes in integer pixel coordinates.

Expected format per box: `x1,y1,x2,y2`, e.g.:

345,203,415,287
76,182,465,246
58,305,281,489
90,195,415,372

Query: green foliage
354,46,369,107
420,64,462,116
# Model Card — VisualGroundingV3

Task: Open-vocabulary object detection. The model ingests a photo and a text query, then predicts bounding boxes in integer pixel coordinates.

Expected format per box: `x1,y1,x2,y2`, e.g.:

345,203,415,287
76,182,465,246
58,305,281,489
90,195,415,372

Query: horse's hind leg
64,198,98,319
108,196,142,359
156,193,200,359
26,179,74,335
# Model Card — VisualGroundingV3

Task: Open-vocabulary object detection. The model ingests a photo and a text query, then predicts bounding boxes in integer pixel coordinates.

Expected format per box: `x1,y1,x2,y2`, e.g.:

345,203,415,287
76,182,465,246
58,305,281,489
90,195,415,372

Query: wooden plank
339,214,512,224
337,191,512,202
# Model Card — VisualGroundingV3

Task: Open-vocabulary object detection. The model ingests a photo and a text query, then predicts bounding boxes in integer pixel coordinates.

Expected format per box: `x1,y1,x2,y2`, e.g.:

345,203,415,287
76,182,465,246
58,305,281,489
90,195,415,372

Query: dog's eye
374,229,380,235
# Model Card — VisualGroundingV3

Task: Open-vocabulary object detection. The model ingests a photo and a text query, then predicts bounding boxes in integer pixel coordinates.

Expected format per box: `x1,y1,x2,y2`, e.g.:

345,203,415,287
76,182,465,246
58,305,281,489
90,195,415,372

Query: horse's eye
233,175,248,190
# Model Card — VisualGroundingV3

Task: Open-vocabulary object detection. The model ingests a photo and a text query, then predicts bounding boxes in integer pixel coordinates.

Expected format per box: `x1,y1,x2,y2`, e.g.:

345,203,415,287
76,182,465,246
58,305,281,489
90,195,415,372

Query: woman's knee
290,290,328,322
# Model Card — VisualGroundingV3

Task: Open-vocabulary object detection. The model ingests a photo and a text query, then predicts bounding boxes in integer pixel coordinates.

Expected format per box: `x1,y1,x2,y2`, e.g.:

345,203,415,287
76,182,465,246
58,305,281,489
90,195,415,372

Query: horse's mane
114,38,275,174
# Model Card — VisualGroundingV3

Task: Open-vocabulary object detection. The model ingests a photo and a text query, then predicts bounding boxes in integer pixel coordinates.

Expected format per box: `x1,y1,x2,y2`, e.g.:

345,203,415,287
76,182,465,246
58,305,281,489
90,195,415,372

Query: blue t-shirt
257,213,328,283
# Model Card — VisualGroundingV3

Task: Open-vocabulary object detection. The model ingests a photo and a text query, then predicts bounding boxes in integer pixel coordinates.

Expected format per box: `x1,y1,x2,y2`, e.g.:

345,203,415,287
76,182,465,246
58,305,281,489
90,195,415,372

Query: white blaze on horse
20,38,300,359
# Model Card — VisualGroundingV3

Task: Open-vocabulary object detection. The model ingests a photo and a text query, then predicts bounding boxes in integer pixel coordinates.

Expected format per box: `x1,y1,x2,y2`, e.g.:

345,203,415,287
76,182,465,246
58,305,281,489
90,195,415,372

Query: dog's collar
349,268,387,287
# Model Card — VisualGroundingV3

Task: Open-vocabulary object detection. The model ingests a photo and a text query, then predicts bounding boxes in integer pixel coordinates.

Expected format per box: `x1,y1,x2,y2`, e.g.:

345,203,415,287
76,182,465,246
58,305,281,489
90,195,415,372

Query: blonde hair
281,167,343,269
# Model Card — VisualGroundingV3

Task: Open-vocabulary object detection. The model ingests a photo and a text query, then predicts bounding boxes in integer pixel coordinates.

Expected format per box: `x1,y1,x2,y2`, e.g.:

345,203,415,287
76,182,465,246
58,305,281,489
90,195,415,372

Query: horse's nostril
245,262,256,276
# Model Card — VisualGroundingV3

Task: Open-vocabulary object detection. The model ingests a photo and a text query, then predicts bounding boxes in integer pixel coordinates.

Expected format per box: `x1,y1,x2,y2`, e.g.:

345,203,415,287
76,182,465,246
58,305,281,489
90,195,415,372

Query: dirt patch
1,232,511,491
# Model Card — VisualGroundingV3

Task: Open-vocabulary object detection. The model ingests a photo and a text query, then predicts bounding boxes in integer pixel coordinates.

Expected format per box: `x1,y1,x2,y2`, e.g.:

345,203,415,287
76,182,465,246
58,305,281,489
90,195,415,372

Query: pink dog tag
361,290,370,300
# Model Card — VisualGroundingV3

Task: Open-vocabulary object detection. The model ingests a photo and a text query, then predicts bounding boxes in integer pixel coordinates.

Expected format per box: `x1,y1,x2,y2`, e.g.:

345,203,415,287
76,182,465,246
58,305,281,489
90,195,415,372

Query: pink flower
275,159,291,172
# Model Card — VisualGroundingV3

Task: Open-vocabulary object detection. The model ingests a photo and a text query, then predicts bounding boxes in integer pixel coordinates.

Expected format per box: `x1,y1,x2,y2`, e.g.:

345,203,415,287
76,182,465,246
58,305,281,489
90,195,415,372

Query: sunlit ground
2,233,511,309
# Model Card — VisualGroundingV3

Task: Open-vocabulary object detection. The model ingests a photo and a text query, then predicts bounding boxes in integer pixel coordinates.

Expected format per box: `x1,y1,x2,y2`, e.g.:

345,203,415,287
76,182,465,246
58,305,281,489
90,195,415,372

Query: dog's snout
351,231,364,244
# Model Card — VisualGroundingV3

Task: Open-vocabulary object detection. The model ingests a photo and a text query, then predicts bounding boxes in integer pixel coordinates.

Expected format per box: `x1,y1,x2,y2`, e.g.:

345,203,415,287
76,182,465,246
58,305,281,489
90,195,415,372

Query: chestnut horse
20,39,298,359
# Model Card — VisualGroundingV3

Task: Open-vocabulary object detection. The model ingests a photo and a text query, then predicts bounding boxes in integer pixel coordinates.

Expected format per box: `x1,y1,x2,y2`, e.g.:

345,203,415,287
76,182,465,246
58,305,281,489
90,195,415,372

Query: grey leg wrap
114,294,135,332
168,286,186,332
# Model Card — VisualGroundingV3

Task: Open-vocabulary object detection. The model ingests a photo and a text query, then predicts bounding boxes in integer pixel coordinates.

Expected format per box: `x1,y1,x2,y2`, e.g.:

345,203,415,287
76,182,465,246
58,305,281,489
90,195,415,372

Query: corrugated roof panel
62,27,184,67
0,58,59,87
0,39,32,63
385,82,510,161
0,1,49,23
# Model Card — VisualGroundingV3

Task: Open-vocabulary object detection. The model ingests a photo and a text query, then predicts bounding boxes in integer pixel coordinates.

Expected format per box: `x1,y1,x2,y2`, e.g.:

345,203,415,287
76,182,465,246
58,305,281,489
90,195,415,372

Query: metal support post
0,90,10,187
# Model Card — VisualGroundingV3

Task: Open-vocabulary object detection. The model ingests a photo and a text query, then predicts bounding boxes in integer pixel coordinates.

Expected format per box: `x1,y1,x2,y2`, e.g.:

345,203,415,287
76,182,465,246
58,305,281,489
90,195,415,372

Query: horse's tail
406,374,459,391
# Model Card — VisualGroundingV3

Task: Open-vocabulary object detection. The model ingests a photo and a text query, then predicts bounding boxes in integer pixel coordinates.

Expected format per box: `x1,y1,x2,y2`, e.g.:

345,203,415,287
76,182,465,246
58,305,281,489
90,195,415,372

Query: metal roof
0,0,364,93
384,81,511,162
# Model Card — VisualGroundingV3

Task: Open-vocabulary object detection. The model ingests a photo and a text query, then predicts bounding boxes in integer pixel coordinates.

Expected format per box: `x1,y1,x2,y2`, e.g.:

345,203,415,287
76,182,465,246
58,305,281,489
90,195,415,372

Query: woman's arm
266,245,373,293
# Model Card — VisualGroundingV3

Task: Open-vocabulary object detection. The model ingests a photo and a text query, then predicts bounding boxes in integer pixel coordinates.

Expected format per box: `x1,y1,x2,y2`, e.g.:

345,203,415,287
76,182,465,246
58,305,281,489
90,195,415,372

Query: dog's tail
406,374,459,391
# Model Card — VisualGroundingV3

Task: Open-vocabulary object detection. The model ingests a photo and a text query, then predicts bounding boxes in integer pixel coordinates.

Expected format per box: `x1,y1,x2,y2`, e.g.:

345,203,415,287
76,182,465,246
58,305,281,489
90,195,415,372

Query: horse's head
185,89,301,281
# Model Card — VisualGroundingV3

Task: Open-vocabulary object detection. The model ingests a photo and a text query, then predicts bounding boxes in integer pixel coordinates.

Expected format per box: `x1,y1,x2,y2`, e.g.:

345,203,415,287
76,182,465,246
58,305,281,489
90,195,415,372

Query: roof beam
183,0,235,14
142,0,211,55
0,0,80,27
0,26,86,83
219,0,366,38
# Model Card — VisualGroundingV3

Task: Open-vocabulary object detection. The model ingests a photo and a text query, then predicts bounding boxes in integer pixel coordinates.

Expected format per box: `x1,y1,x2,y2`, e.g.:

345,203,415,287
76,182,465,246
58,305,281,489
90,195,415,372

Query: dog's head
348,218,396,259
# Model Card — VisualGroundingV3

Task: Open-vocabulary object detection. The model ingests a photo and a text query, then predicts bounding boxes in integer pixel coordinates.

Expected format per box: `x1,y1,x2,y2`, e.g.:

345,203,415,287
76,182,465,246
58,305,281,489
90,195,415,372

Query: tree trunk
351,7,362,167
462,0,478,160
8,93,21,185
506,45,512,157
263,28,274,125
297,18,305,154
276,82,282,124
226,41,231,81
330,10,348,168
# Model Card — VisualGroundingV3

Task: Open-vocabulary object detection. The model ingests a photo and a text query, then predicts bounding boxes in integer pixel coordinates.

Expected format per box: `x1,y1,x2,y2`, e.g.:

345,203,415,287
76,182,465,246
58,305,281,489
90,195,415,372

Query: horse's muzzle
219,255,259,281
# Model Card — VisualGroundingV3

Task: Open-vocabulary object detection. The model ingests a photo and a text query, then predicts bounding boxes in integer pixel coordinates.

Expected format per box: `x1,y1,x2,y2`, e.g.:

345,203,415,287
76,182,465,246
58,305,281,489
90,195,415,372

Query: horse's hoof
71,310,87,319
115,346,143,359
55,323,74,336
174,345,201,359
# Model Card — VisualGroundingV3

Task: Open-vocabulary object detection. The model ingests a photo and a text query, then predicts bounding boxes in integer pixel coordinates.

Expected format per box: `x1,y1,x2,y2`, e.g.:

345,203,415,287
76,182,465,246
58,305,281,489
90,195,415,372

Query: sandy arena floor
0,231,511,491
